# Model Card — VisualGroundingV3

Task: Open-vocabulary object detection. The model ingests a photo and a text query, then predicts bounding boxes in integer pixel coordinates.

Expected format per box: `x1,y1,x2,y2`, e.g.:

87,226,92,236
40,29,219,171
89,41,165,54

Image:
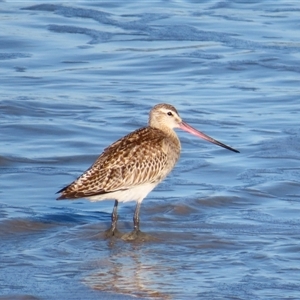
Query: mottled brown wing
57,127,170,199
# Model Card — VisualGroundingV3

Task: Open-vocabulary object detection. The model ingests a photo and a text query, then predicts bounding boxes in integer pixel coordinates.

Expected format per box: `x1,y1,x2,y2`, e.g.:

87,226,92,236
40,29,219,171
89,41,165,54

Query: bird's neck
152,124,181,150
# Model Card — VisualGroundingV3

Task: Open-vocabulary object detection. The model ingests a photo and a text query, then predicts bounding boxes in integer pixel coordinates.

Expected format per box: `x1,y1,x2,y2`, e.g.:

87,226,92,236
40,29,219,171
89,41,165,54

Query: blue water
1,1,300,299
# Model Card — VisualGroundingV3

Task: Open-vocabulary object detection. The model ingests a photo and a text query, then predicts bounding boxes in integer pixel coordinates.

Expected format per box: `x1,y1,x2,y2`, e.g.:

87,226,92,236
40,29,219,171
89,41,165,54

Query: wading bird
57,103,239,240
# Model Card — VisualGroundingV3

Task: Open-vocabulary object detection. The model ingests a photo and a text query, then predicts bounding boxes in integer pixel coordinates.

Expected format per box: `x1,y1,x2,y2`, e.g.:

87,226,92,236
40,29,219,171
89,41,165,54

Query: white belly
87,182,158,203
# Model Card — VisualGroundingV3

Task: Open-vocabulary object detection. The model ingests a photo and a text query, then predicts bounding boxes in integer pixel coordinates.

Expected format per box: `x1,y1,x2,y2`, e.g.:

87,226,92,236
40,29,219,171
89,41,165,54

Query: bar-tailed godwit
57,103,239,240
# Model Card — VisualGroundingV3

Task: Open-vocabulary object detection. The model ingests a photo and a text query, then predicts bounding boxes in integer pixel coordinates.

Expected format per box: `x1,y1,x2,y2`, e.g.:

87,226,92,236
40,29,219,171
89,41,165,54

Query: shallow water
1,1,300,299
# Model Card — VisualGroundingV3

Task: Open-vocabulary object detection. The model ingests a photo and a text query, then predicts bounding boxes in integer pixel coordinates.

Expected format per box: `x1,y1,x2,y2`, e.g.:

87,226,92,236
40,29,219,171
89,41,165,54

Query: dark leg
111,199,118,232
133,201,141,232
105,200,122,238
121,201,150,241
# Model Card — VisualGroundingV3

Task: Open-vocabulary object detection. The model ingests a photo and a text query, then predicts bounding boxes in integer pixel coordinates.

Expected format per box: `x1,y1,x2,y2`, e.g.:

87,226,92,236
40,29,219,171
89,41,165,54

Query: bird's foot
104,227,123,239
121,229,154,242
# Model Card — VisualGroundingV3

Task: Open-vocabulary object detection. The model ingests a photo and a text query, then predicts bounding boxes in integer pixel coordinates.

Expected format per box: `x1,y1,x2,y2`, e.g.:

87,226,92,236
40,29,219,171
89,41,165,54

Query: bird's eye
167,111,173,116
